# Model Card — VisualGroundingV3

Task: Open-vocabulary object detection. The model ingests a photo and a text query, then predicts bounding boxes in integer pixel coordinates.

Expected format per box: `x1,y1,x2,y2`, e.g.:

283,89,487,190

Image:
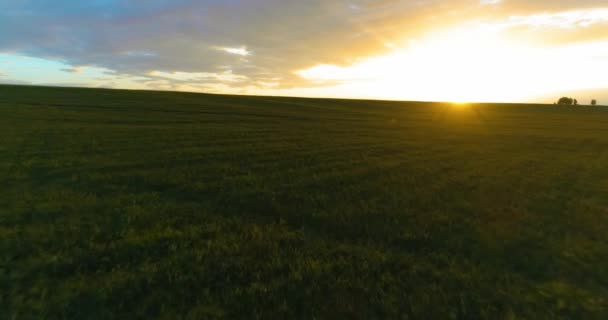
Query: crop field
2,85,608,319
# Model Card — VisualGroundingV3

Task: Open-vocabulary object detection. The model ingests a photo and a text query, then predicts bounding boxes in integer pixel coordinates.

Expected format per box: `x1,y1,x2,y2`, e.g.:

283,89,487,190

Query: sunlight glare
296,23,608,103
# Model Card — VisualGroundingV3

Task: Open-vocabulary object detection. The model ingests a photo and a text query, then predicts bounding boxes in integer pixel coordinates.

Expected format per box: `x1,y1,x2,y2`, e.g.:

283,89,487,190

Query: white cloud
148,70,248,83
122,51,158,57
297,64,373,81
480,0,501,5
218,47,251,56
506,8,608,29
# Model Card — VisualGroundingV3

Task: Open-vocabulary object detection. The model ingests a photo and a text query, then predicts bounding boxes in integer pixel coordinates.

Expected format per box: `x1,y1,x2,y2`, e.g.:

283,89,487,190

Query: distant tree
557,97,574,105
591,99,597,106
574,99,578,106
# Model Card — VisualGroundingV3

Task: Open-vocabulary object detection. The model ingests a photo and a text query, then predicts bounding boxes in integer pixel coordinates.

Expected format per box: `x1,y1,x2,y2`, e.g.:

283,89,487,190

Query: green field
2,85,608,319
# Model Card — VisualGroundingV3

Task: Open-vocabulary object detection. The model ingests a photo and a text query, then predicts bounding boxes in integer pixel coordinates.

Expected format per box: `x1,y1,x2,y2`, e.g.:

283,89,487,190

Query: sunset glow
294,11,608,103
1,1,608,103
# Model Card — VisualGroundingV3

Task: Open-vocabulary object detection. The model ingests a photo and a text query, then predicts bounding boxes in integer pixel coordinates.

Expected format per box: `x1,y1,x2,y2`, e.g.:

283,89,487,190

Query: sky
1,0,608,104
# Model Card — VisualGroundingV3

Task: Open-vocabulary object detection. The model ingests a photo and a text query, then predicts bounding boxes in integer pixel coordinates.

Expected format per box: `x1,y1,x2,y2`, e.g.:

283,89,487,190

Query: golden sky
1,1,608,103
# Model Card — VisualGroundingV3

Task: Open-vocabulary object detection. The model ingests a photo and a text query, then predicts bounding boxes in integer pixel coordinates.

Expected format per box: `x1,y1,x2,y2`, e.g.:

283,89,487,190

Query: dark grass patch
2,85,608,319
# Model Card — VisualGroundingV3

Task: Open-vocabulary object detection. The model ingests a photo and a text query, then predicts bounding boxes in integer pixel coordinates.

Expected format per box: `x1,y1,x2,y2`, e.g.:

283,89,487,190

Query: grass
1,84,608,319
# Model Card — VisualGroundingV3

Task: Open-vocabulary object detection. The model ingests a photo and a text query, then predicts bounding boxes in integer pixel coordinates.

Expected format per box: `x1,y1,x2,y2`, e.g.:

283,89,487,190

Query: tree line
556,97,597,106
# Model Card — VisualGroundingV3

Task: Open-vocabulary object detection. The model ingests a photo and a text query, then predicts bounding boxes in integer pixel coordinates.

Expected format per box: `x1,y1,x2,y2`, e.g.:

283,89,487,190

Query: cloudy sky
1,0,608,103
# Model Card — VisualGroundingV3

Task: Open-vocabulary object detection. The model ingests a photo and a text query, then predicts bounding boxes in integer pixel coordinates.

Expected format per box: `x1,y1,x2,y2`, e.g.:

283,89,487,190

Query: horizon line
4,82,598,106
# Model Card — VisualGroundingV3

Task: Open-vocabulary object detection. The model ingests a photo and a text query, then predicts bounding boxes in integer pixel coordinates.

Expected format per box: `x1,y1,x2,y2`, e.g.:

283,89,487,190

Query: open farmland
2,85,608,319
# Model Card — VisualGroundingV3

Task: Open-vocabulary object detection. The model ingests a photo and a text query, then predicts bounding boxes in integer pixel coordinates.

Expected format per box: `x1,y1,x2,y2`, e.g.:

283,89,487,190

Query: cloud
505,8,608,29
148,70,248,83
294,7,608,103
481,0,502,5
60,66,86,73
1,0,608,97
218,47,251,57
0,77,31,85
0,1,483,88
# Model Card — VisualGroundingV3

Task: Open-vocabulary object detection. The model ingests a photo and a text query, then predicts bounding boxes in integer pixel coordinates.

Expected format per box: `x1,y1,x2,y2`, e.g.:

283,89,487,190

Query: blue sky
1,0,608,103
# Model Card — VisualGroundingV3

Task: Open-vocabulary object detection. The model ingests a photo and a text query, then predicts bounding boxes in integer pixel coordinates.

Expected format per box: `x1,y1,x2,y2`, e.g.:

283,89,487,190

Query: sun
377,25,533,103
296,23,568,103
